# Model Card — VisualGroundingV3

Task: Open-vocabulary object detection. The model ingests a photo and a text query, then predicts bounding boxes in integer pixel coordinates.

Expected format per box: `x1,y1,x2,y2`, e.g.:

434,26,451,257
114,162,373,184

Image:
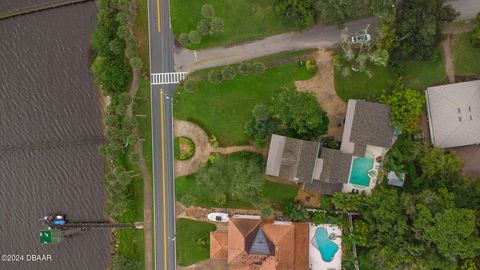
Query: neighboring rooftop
344,100,395,150
265,134,320,183
425,80,480,148
211,216,309,270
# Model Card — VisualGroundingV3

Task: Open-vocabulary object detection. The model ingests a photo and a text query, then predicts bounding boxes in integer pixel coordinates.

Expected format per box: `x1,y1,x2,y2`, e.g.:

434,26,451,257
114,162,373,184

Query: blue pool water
349,157,374,186
312,227,339,262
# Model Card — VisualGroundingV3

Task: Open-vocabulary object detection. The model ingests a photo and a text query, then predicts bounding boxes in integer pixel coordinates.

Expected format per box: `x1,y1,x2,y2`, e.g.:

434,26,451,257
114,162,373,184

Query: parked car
207,213,229,222
351,34,371,44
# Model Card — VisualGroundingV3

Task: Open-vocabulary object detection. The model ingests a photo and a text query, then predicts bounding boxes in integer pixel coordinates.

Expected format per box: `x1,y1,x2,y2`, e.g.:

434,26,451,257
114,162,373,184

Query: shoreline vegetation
90,0,145,269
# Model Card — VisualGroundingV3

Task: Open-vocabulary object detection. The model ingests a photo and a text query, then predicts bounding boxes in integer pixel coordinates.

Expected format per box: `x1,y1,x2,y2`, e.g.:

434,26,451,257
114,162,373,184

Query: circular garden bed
174,136,195,160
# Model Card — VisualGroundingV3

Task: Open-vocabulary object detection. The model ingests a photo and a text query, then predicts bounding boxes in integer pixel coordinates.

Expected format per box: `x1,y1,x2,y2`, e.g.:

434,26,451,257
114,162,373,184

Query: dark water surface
0,2,110,270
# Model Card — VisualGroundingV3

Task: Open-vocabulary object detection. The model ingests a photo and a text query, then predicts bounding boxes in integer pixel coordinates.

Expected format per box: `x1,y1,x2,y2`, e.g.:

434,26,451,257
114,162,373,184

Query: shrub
283,202,309,221
211,17,224,33
471,27,480,48
427,49,442,63
209,135,219,148
260,205,273,218
305,60,318,73
201,4,215,18
184,80,198,92
208,70,223,84
238,63,251,75
214,193,227,206
178,33,190,47
188,31,202,44
129,57,143,69
311,212,327,225
181,194,195,207
221,66,236,80
197,19,211,35
476,12,480,23
251,62,266,76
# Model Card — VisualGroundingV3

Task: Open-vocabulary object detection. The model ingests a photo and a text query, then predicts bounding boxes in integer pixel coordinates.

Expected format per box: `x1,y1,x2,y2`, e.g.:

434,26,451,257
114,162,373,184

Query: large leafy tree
245,104,278,147
392,0,457,61
272,88,329,140
274,0,319,27
380,89,425,134
419,147,464,189
416,208,480,260
195,154,265,207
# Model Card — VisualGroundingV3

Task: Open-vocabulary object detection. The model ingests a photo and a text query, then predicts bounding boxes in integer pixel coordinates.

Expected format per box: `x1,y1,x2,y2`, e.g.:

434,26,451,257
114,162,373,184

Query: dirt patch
295,188,321,208
442,37,455,83
295,50,347,140
453,145,480,178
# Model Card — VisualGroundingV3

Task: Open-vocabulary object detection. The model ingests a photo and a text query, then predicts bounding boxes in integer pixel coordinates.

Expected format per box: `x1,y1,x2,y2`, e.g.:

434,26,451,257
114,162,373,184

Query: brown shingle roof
350,100,395,148
210,231,228,259
266,135,320,183
318,148,352,184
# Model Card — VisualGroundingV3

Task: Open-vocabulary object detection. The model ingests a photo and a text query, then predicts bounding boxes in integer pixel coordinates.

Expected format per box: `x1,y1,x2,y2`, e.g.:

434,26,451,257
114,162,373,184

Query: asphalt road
146,0,176,269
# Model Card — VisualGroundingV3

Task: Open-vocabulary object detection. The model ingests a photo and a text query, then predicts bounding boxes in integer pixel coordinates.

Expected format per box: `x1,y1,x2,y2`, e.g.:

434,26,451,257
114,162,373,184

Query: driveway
174,17,379,72
453,145,480,178
448,0,480,21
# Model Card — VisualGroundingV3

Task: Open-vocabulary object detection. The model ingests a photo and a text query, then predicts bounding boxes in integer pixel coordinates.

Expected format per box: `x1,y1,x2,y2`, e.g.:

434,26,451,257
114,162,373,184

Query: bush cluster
207,64,253,85
471,27,480,48
178,4,225,47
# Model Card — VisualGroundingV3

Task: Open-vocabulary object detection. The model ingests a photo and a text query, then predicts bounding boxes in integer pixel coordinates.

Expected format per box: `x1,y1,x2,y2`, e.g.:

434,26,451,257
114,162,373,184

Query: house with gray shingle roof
425,80,480,148
265,100,396,195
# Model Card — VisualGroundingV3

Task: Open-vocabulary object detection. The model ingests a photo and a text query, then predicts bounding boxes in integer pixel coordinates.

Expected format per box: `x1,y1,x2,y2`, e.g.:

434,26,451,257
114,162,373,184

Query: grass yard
176,175,299,210
452,31,480,77
133,0,149,68
335,64,396,101
402,58,447,90
176,218,216,266
175,151,298,210
174,62,315,146
171,0,299,49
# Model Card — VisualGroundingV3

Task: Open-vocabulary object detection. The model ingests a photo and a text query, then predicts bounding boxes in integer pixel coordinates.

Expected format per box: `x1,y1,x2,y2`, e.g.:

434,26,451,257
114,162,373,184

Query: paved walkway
174,17,379,72
173,119,262,177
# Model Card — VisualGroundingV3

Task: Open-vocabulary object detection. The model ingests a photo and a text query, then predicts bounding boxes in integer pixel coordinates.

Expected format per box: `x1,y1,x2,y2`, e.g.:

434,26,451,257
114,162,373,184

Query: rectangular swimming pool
349,157,374,187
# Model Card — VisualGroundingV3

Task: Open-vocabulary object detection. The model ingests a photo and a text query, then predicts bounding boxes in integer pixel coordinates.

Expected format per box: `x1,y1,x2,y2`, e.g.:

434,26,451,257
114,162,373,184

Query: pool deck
309,224,342,270
343,145,385,195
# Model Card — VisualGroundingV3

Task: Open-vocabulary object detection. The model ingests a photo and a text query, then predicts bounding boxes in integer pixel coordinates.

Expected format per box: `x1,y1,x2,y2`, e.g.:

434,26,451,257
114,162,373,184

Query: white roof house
425,80,480,148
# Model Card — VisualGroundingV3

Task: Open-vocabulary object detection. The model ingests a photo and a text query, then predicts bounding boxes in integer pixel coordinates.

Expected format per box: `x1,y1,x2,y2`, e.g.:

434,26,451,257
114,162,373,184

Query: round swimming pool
311,227,339,262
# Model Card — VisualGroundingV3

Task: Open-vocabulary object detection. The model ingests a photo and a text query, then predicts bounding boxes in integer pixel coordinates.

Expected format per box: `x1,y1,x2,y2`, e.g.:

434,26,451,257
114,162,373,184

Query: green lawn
176,218,216,266
134,0,149,68
175,152,298,210
402,58,447,90
452,31,480,77
174,62,314,146
171,0,299,49
335,64,396,101
176,175,298,210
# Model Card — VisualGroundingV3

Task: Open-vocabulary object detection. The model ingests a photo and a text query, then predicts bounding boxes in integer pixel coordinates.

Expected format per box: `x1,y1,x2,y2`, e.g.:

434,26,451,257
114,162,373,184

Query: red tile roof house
210,215,309,270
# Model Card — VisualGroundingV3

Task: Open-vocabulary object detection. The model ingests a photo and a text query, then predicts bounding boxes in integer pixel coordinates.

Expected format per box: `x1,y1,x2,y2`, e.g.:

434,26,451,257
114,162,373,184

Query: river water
0,2,110,270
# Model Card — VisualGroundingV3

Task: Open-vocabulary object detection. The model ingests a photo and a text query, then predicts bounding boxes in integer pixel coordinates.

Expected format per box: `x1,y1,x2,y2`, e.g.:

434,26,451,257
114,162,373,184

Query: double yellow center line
160,89,168,270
